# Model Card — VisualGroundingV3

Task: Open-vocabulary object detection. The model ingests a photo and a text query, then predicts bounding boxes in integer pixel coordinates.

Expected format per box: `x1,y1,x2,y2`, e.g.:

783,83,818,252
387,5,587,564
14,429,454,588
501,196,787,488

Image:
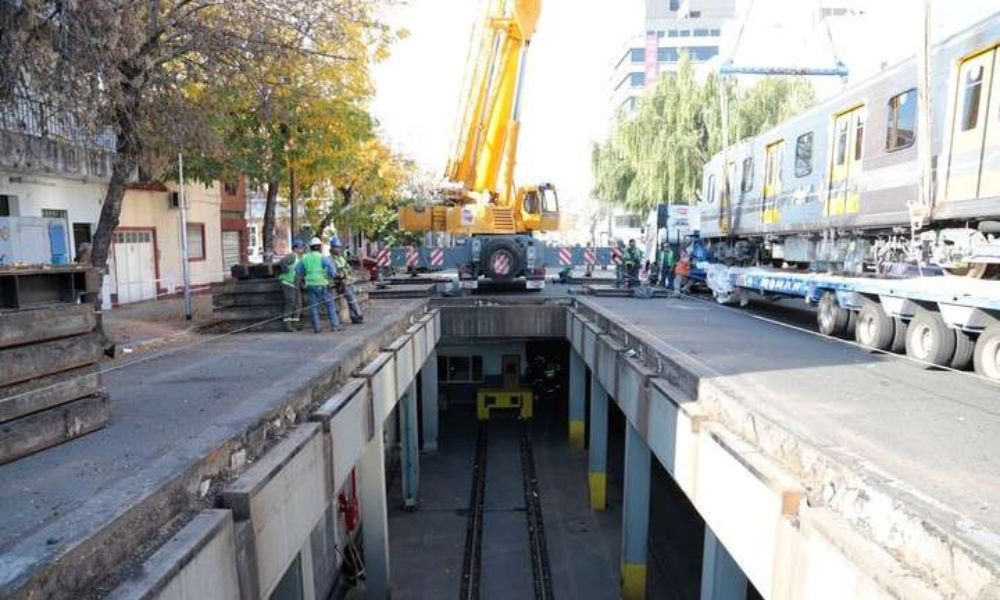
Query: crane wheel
973,326,1000,381
905,311,957,367
482,239,523,280
855,302,894,351
817,291,849,337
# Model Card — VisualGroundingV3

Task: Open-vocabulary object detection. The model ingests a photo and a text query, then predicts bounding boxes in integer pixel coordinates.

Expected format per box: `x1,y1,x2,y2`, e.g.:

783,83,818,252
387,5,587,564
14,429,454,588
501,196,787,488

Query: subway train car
699,12,1000,277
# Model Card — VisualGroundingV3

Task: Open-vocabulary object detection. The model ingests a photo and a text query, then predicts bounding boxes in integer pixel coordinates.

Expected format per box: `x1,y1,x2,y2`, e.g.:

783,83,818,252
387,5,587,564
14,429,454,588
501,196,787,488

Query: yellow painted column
568,349,586,451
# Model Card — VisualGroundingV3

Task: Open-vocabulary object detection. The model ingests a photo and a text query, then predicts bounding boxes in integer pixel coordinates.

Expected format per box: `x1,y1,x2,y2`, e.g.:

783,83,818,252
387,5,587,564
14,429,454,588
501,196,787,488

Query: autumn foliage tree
1,0,395,285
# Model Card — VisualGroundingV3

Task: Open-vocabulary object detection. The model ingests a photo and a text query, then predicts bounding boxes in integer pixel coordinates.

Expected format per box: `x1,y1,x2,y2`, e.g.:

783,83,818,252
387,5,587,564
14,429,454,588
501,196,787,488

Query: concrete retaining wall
567,303,960,599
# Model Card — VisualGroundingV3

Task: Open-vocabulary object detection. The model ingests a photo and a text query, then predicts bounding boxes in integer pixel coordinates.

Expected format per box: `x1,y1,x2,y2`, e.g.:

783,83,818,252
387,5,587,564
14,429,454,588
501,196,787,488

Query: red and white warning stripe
376,248,390,267
611,247,622,265
430,246,444,267
492,251,511,276
584,248,596,265
558,247,572,266
406,247,420,268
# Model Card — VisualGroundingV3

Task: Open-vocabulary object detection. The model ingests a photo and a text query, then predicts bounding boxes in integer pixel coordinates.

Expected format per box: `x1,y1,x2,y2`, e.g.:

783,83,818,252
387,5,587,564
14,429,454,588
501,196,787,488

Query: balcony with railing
0,96,116,181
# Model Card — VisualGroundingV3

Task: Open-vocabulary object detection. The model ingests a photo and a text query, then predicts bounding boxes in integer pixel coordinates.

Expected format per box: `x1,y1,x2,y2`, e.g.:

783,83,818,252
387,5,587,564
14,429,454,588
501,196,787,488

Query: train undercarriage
704,223,1000,279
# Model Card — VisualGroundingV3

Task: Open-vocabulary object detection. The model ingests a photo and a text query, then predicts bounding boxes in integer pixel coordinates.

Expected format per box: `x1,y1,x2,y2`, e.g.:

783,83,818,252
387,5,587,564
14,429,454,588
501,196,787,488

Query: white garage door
222,230,241,274
113,230,157,304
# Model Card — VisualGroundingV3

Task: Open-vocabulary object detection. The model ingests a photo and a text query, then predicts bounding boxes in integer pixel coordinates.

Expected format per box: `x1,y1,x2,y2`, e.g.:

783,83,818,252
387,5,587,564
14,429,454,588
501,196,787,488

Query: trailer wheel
905,311,957,367
973,326,1000,380
951,330,975,370
817,291,849,337
890,318,908,353
855,302,894,350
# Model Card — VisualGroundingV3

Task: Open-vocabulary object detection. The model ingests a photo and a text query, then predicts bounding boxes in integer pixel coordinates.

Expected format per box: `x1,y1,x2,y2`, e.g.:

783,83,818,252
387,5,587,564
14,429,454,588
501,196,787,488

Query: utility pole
913,0,934,261
178,153,193,321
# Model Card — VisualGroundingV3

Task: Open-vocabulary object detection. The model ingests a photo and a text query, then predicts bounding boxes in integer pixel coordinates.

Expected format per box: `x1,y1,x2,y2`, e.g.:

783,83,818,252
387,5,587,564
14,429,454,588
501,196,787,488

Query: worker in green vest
277,239,306,332
329,236,365,324
296,237,341,333
623,238,643,288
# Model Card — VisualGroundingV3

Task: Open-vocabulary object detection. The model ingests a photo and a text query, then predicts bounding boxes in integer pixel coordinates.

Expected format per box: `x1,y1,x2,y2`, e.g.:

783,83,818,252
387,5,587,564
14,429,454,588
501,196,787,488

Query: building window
693,28,710,37
689,10,701,17
614,214,643,229
741,157,754,192
630,48,644,63
961,65,983,131
667,29,678,38
688,46,719,61
223,181,238,195
710,28,721,36
669,0,680,10
795,132,814,177
886,89,917,151
658,47,680,62
114,230,152,244
629,72,646,87
437,355,484,383
0,195,12,217
247,225,258,249
679,29,691,37
186,223,205,261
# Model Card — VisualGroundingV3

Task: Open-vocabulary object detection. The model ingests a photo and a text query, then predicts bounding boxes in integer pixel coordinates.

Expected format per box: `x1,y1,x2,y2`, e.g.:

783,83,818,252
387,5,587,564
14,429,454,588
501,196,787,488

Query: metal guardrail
0,96,116,152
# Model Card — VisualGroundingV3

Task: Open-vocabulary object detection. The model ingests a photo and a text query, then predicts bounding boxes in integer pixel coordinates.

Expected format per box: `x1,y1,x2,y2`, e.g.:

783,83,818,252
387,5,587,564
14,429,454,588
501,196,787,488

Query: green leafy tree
592,54,815,214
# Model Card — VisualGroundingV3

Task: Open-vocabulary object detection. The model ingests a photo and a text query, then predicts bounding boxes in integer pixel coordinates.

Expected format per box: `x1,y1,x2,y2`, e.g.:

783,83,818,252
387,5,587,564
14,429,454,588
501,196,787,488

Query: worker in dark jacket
278,240,306,331
623,239,643,288
329,236,365,324
296,237,341,333
659,243,676,290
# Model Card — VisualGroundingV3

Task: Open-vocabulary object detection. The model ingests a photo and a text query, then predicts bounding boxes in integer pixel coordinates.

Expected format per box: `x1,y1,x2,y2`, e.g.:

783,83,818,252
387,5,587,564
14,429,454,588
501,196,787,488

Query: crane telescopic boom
399,0,560,237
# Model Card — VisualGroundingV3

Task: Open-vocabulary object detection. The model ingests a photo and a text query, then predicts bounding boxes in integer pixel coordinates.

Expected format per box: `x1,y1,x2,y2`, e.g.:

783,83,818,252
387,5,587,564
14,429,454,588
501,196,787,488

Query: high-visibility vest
332,254,352,283
675,260,691,277
300,251,329,287
279,254,299,285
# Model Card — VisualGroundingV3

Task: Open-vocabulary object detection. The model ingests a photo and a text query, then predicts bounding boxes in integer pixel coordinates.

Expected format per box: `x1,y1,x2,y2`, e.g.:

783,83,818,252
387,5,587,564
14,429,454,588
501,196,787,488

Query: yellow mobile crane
398,0,560,288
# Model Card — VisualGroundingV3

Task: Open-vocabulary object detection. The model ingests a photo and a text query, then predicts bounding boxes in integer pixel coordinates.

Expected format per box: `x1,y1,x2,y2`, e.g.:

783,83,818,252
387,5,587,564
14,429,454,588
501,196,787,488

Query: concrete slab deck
582,296,1000,587
0,298,426,598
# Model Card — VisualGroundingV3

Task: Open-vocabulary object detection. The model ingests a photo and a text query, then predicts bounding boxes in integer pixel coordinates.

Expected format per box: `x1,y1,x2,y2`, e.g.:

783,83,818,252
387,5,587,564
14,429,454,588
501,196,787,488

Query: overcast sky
371,0,999,221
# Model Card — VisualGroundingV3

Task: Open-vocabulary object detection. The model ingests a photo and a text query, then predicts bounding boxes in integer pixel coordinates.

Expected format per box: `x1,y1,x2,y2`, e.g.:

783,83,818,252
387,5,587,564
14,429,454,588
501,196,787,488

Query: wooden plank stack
0,293,108,465
212,277,371,332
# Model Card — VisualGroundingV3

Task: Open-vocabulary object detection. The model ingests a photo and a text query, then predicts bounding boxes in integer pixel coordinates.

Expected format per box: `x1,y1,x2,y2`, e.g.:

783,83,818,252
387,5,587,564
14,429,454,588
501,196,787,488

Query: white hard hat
309,237,322,246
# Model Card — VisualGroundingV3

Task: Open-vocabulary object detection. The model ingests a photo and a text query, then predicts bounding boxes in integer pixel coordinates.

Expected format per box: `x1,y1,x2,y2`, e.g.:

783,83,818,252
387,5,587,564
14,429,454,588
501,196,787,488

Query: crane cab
517,183,560,232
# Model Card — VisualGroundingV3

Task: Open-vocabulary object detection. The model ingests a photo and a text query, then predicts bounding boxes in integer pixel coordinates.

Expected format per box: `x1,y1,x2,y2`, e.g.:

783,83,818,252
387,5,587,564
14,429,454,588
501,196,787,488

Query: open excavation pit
0,294,998,599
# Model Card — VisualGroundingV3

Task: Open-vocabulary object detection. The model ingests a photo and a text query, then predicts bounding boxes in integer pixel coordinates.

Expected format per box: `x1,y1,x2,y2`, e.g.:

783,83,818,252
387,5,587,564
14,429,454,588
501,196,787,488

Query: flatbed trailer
704,264,1000,381
374,243,619,290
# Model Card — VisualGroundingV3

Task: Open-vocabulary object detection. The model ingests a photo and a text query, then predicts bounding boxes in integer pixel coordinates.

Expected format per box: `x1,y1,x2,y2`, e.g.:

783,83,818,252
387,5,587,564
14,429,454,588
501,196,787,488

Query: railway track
460,419,554,600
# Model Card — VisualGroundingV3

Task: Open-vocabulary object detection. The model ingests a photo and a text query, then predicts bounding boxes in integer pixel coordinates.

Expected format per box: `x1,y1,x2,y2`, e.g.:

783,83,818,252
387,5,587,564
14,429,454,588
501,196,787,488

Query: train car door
978,47,1000,199
762,140,784,224
946,48,997,202
827,106,865,216
719,160,735,234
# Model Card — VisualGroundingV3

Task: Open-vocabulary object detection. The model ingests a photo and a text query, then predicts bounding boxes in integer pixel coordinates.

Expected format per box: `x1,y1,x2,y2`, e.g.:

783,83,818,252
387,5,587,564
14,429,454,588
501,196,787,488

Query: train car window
854,113,865,161
961,65,984,131
741,157,754,192
795,133,814,177
885,89,917,151
707,174,716,203
836,120,849,166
